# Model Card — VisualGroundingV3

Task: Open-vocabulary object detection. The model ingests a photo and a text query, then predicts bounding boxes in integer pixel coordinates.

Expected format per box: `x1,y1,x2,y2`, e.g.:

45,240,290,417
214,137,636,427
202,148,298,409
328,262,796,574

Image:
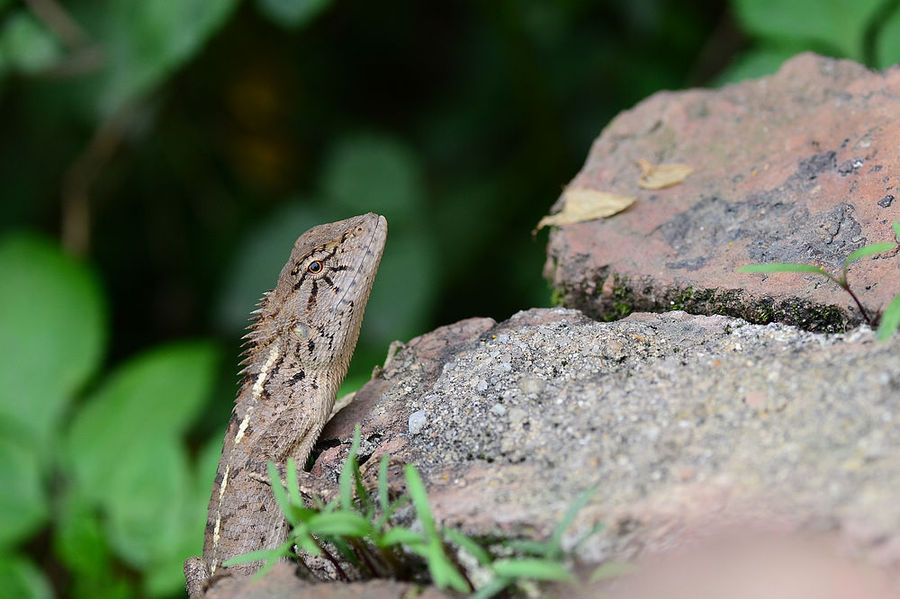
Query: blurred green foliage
0,0,898,597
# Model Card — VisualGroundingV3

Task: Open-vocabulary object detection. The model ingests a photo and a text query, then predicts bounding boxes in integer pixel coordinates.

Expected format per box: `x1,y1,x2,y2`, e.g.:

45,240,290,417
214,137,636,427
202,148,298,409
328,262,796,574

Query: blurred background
1,0,898,597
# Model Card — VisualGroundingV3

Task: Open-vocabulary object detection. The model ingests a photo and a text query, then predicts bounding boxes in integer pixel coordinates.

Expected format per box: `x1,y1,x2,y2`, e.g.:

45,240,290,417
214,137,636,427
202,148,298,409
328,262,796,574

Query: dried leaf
536,188,636,231
636,159,693,189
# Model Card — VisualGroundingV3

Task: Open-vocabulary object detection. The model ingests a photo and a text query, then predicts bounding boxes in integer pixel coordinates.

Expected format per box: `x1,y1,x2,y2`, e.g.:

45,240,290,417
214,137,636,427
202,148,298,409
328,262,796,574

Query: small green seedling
738,221,900,341
225,424,610,597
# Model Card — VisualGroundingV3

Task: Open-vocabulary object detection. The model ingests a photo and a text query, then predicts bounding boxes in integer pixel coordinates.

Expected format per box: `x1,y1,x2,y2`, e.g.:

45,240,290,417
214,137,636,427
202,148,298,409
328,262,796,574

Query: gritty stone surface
310,308,900,592
544,53,900,332
205,563,453,599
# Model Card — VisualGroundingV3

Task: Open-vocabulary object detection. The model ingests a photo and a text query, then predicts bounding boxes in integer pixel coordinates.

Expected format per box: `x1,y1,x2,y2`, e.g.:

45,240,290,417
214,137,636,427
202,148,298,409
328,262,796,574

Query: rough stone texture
544,53,900,332
205,563,453,599
309,308,900,594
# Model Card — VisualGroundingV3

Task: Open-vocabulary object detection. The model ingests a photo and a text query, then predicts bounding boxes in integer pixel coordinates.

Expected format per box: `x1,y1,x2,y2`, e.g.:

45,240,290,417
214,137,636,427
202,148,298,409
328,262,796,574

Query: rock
205,563,453,599
311,308,900,591
544,53,900,332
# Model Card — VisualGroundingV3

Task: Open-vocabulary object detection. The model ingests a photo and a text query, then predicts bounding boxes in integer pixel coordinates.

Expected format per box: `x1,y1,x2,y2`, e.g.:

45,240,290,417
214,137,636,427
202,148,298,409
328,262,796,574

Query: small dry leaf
636,158,693,189
535,187,636,231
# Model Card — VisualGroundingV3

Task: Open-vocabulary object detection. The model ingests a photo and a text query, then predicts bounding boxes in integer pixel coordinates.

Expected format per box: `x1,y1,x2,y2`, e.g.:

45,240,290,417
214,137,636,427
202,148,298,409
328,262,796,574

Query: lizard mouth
329,213,387,316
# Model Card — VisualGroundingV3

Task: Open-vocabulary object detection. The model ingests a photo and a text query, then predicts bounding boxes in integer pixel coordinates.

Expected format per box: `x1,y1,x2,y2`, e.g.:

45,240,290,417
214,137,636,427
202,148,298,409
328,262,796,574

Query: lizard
184,213,387,597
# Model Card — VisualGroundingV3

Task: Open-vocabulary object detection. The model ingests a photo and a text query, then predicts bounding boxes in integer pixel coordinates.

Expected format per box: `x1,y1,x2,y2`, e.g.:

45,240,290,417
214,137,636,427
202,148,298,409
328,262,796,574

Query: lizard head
244,213,388,390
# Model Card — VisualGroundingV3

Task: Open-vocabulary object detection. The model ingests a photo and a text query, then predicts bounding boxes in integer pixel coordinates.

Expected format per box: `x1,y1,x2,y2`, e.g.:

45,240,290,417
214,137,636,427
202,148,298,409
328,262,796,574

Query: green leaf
491,558,574,582
268,461,296,527
256,0,333,28
844,242,896,267
0,554,54,599
589,561,634,582
405,465,437,537
893,222,900,244
66,341,219,495
321,134,425,227
876,293,900,342
87,0,240,115
877,7,900,69
444,528,491,566
420,537,470,592
547,486,597,558
0,11,62,74
715,44,801,85
0,437,47,546
470,577,513,599
0,233,105,452
738,263,830,274
307,511,374,537
377,526,423,547
53,492,112,579
102,439,193,570
223,543,291,567
731,0,882,59
286,457,302,507
377,453,390,514
339,424,362,511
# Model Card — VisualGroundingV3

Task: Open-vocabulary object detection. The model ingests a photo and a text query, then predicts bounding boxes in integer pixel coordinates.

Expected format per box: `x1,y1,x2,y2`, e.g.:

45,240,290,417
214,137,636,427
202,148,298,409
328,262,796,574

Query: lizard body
184,213,387,597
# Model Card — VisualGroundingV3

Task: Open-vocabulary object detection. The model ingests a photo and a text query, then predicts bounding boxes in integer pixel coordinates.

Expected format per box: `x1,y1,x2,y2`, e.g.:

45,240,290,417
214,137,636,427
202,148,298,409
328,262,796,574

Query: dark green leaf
0,437,47,546
89,0,241,115
876,293,900,342
491,558,574,582
0,234,105,452
257,0,333,28
715,44,801,85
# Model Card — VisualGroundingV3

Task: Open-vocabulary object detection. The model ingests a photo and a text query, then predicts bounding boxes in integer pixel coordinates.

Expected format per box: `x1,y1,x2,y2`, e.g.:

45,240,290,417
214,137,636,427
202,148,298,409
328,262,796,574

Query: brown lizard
184,213,387,597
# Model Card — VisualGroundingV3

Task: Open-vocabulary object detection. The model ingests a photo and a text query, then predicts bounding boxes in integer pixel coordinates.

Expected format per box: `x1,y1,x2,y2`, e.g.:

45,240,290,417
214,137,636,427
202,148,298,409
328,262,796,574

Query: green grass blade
221,547,282,567
374,495,410,530
547,485,597,558
738,263,827,274
377,453,390,513
470,577,513,599
404,465,437,536
377,526,422,547
876,293,900,342
893,221,900,243
285,457,301,507
339,425,363,510
267,461,297,526
589,561,634,582
425,537,470,592
504,539,553,555
491,558,574,582
307,511,374,537
844,242,897,267
444,528,491,566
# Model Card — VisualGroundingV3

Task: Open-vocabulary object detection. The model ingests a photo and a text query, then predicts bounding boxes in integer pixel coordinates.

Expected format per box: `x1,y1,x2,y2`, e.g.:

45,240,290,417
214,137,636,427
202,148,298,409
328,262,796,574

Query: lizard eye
307,260,323,274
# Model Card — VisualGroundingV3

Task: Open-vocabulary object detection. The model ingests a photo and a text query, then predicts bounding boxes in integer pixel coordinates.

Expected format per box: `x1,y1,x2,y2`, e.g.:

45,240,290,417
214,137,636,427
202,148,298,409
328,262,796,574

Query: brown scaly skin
184,214,387,597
